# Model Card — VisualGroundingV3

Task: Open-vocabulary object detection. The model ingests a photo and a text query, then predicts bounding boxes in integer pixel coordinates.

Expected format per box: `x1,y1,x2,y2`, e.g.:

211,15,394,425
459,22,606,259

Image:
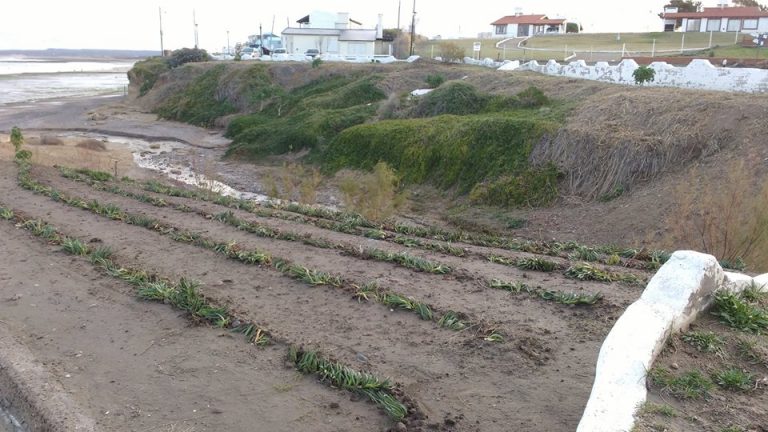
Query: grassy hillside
128,60,564,207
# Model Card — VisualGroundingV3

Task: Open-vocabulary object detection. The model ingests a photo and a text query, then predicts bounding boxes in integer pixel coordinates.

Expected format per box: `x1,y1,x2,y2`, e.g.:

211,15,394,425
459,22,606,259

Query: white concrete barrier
508,58,768,93
578,251,768,431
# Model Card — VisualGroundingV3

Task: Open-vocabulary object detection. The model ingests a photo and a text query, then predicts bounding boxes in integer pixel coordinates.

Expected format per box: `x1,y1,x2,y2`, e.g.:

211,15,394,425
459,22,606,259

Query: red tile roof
663,6,768,19
491,15,566,25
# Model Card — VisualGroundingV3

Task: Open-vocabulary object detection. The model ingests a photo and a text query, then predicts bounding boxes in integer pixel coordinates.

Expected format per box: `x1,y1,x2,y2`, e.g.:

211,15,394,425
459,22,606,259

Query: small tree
167,48,211,68
633,66,656,85
566,22,580,33
438,42,465,63
10,126,23,152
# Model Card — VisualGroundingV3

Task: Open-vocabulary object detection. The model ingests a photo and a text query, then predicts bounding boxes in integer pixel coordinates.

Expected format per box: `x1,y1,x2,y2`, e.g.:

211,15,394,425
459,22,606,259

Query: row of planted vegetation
7,131,416,421
131,58,564,208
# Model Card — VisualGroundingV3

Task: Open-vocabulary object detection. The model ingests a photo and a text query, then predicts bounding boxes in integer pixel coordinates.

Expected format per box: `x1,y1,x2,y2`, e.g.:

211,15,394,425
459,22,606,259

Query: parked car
272,48,287,55
304,48,320,58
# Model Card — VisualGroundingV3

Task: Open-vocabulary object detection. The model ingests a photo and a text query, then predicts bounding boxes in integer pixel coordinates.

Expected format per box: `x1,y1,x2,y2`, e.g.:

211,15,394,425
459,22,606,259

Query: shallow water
0,58,134,105
70,132,271,202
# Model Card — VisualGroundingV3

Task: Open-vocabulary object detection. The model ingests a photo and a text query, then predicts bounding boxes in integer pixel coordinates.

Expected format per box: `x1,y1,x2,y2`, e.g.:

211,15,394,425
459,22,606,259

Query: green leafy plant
682,331,725,354
437,311,467,330
639,402,677,418
648,367,713,399
10,126,24,152
633,66,655,85
61,237,89,256
424,74,445,88
289,347,407,420
712,291,768,333
712,368,754,391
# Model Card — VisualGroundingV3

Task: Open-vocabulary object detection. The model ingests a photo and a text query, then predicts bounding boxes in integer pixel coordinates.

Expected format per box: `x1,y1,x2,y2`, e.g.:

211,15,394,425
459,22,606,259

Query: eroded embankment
130,60,768,205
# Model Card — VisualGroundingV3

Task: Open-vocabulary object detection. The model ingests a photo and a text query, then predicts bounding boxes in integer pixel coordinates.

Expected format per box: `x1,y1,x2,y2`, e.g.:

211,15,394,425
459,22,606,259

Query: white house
661,4,768,33
281,11,383,58
490,13,566,38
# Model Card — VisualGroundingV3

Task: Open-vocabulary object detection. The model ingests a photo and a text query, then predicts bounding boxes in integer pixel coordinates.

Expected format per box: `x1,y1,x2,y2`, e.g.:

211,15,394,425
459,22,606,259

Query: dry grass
2,134,132,173
263,163,324,204
662,160,768,270
339,162,407,221
76,138,107,151
530,89,768,199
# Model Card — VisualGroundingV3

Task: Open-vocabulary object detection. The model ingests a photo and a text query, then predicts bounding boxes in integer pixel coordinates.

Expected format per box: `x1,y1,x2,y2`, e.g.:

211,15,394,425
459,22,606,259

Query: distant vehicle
272,48,287,55
304,49,320,58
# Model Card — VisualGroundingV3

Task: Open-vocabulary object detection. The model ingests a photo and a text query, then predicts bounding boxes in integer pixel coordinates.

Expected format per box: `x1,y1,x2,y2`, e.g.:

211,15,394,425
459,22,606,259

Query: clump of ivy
633,66,655,85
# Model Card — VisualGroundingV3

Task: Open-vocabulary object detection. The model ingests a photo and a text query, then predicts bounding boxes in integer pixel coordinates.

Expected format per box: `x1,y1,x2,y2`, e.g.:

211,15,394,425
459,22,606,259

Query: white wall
339,41,374,57
515,58,768,93
760,17,768,32
284,34,341,55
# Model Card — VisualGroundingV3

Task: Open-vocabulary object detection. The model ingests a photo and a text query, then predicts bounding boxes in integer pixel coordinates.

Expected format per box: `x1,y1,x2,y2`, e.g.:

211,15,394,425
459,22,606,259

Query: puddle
69,132,271,202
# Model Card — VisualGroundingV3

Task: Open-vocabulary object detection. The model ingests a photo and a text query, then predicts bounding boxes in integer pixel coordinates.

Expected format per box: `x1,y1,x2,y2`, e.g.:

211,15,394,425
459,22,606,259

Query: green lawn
414,32,757,62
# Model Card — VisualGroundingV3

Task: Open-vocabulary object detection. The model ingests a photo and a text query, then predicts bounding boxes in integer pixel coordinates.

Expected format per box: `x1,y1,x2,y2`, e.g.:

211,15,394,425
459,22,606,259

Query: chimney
718,0,729,8
377,13,383,39
514,7,523,16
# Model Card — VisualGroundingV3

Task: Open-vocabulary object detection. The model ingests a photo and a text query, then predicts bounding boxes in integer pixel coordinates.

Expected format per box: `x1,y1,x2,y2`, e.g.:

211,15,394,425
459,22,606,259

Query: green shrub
224,75,384,158
10,126,23,152
311,57,323,68
167,47,211,68
226,104,378,158
155,64,236,127
633,66,655,85
425,74,445,88
469,163,561,207
515,86,549,108
411,82,488,117
438,41,465,62
323,113,558,194
412,83,548,118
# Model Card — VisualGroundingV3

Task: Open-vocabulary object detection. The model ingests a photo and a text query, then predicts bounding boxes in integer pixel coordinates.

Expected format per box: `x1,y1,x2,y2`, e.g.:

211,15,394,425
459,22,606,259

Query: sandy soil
636,313,768,432
0,94,654,431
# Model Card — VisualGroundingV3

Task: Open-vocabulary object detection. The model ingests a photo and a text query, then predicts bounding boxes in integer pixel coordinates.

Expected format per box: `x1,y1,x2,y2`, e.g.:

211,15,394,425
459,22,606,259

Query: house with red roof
660,4,768,33
490,12,566,38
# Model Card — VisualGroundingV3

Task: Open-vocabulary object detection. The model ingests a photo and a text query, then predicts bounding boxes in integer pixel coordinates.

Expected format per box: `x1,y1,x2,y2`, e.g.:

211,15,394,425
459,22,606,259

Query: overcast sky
1,0,684,52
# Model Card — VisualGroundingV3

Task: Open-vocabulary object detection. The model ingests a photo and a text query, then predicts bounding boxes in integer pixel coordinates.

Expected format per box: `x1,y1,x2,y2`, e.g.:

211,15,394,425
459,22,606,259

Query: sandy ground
0,94,660,430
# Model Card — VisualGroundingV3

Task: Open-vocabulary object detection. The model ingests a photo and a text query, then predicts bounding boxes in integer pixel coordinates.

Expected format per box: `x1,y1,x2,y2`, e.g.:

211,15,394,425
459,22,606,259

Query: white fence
508,58,768,93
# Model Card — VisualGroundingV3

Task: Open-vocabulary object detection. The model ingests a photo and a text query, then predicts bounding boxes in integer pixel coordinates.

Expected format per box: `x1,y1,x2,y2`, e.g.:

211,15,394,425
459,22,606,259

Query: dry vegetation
662,161,768,271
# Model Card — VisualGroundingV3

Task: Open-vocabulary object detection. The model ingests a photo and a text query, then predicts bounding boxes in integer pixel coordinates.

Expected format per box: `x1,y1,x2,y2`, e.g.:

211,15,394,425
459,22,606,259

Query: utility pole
397,0,401,30
259,23,263,55
193,9,199,49
159,7,165,56
409,0,416,56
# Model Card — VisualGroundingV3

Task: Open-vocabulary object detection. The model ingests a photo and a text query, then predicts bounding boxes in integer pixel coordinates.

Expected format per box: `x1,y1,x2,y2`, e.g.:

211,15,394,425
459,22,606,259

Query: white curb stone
577,251,723,432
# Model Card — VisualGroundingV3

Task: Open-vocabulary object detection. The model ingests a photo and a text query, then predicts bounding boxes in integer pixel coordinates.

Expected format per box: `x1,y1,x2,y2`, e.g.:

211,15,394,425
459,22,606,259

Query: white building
490,12,566,38
281,11,383,58
661,4,768,33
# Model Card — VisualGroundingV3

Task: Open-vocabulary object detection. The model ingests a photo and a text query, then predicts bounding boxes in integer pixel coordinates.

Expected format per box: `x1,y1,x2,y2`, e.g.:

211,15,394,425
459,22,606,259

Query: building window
727,19,741,31
686,19,701,31
495,24,507,34
706,18,721,31
743,19,758,29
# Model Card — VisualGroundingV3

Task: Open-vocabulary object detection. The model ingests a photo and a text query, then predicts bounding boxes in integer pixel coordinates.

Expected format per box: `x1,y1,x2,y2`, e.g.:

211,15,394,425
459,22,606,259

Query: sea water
0,57,134,105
